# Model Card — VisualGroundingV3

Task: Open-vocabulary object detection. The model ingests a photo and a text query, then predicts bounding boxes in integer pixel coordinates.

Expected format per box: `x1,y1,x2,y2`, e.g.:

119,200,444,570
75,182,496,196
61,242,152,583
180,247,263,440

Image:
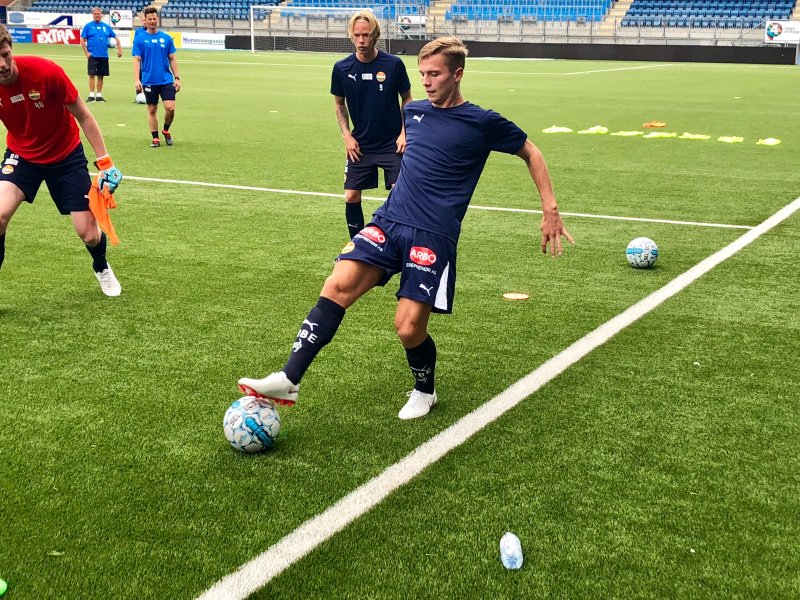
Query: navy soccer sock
85,232,108,272
405,335,437,394
283,296,346,384
345,202,364,239
0,233,5,270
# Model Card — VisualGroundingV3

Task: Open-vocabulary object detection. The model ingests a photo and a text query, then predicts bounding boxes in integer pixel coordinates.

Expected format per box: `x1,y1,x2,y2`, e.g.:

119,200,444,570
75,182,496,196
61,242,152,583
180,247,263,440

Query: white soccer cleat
398,389,437,420
95,265,122,297
238,371,299,407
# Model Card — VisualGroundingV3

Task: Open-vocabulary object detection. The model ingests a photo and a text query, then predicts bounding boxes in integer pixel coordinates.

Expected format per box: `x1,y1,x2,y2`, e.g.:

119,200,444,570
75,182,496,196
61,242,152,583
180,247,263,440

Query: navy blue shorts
344,151,401,191
143,82,177,105
337,215,457,314
0,144,91,215
88,56,110,77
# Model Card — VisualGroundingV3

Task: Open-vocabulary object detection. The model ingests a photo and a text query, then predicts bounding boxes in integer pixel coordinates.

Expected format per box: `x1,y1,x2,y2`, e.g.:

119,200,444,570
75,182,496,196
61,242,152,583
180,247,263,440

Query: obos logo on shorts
410,246,436,266
376,71,386,83
341,241,355,254
360,226,386,244
1,165,14,175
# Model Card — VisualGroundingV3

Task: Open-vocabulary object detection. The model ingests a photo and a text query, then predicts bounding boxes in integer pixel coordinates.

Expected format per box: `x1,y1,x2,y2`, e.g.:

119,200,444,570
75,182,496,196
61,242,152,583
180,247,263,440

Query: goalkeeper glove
94,155,123,194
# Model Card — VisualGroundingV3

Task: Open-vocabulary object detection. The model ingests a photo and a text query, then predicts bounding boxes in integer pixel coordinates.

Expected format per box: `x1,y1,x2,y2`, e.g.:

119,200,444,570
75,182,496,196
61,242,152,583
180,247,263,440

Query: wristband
94,155,114,170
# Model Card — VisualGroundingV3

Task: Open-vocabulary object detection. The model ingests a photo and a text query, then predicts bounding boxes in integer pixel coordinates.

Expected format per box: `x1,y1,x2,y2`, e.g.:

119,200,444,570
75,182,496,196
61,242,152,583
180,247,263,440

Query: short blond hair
348,10,380,40
0,25,12,48
418,36,468,72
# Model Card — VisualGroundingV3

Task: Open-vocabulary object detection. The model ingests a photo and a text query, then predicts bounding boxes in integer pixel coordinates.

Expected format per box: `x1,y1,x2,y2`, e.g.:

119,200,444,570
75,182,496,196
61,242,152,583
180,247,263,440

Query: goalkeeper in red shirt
0,25,123,296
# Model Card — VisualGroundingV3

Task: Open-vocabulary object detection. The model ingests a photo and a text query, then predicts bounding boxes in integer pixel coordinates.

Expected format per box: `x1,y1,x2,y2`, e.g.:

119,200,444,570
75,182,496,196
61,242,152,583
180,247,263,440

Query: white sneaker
398,389,437,420
238,371,299,407
95,265,121,297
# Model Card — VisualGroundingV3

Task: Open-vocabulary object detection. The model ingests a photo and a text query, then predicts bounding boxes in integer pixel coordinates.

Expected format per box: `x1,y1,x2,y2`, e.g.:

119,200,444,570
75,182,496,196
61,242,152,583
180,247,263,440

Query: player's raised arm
516,139,574,256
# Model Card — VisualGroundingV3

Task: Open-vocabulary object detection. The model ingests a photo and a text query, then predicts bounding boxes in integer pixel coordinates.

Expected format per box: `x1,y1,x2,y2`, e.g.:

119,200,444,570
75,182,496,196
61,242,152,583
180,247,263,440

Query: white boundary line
197,196,800,600
123,174,752,230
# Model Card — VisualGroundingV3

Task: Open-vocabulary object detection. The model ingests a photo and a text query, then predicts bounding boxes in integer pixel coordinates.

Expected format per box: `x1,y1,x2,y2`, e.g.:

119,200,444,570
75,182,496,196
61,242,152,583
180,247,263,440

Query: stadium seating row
621,16,768,27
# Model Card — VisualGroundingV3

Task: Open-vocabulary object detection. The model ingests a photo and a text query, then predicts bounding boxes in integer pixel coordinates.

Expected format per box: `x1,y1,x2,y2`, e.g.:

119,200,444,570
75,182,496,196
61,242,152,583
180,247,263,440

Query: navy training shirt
375,100,528,242
330,50,411,154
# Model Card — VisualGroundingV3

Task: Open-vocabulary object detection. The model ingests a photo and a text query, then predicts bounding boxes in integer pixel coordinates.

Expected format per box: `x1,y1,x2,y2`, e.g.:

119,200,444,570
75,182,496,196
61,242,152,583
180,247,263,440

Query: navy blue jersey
330,50,411,154
375,100,528,242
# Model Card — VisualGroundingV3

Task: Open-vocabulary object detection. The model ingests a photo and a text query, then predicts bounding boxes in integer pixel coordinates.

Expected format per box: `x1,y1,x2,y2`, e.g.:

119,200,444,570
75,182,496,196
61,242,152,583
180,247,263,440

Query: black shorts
88,56,110,77
0,144,91,215
143,83,177,105
337,215,457,314
344,151,401,191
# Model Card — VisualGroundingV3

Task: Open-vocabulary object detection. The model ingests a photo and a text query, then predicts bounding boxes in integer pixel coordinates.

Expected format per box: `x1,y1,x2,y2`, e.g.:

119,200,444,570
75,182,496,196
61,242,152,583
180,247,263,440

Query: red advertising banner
32,27,82,44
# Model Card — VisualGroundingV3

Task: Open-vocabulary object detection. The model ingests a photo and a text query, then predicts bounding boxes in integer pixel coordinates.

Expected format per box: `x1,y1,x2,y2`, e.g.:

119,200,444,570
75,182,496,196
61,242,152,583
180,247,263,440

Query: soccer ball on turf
626,237,659,268
223,396,281,453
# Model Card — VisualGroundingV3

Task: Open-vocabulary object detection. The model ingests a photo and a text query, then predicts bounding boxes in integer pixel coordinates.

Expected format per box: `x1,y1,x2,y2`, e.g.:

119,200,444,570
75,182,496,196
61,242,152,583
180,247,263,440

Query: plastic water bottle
499,532,523,570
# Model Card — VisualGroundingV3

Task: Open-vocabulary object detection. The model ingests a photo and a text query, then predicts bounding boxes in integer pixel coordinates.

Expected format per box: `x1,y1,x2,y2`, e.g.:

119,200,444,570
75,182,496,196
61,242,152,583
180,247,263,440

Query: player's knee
320,274,353,303
344,190,361,204
394,316,426,347
80,229,101,246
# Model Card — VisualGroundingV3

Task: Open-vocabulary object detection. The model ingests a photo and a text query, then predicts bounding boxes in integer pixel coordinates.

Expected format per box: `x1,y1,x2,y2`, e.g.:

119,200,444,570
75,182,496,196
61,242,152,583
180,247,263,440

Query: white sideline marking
565,63,675,75
42,54,671,76
123,175,752,230
197,196,800,600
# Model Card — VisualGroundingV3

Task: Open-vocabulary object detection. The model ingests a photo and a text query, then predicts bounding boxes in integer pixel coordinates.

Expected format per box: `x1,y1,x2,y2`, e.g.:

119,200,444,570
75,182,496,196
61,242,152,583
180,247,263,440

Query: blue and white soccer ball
223,396,281,453
626,237,659,268
107,38,117,48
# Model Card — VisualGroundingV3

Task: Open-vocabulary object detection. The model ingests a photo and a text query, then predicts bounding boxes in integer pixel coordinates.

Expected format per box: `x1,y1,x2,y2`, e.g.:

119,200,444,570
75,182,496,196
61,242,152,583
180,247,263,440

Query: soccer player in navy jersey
331,11,412,239
132,7,181,148
0,25,124,296
239,36,573,420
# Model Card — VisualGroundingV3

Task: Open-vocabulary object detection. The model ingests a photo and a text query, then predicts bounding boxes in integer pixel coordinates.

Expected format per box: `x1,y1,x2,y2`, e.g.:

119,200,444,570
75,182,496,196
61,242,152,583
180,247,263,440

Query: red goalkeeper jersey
0,55,81,165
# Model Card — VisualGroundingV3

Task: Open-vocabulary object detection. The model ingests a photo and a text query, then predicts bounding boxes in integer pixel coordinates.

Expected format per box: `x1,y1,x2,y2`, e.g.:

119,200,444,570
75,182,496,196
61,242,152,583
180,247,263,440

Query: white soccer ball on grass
223,396,281,453
626,237,659,268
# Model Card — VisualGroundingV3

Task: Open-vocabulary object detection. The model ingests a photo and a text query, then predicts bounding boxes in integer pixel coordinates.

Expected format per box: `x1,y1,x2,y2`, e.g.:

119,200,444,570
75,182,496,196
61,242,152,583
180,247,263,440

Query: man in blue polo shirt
132,7,181,148
80,7,122,102
238,36,573,421
331,11,412,239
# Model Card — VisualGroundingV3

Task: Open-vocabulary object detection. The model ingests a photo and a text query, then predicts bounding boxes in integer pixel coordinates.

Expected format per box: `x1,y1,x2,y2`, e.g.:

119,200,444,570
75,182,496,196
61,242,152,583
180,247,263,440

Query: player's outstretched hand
94,155,123,194
540,209,574,256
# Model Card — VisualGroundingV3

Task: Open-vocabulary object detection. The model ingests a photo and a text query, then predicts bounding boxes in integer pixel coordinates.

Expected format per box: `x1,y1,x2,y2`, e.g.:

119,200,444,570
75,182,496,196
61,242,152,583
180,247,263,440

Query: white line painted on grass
123,174,752,230
565,63,675,76
42,54,671,76
197,196,800,600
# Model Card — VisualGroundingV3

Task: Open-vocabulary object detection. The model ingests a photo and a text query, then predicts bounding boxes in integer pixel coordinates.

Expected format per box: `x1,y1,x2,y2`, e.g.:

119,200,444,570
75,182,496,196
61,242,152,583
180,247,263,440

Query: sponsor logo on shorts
410,246,436,266
359,226,385,245
2,165,14,174
376,71,386,83
28,89,41,101
341,241,355,254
